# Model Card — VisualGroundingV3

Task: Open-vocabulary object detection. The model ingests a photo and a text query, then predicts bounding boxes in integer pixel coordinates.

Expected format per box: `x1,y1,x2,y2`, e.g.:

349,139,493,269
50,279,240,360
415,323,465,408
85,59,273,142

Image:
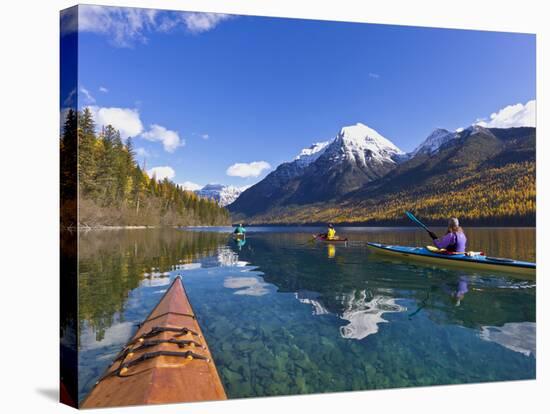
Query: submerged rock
221,367,243,383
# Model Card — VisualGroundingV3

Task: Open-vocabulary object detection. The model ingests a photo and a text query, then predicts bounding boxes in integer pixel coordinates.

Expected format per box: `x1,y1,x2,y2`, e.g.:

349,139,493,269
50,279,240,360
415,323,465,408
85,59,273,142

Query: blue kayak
367,242,535,275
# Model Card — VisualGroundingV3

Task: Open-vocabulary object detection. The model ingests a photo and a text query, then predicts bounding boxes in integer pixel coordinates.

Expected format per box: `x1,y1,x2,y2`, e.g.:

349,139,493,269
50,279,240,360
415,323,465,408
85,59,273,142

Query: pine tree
61,109,78,228
78,107,97,196
71,111,230,226
96,125,118,205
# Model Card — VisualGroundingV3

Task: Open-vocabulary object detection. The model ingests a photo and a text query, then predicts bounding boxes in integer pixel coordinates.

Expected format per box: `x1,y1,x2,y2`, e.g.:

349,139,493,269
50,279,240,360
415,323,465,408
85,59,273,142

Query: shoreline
69,225,171,231
67,224,536,231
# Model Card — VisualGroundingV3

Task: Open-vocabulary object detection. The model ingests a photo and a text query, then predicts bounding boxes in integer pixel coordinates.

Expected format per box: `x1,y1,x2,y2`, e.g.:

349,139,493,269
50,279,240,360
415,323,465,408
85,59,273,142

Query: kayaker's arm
433,233,454,249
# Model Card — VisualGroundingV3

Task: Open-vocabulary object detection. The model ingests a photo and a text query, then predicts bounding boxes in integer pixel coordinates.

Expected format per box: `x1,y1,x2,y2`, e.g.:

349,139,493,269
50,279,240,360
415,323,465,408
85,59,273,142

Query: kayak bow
82,276,226,408
367,242,535,275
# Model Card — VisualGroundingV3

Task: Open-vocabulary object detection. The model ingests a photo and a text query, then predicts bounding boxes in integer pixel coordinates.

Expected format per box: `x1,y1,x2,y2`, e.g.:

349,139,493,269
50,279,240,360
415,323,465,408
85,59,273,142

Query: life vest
446,231,467,253
327,228,336,240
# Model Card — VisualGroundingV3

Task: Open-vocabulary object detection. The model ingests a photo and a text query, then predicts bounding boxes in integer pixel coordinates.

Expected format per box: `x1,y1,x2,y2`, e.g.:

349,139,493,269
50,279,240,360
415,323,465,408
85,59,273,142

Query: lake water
77,227,536,403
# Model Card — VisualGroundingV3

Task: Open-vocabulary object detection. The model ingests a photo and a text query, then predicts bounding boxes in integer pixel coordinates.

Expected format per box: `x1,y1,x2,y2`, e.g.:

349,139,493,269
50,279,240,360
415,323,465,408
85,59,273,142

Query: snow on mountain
464,124,491,136
293,141,330,167
229,122,406,213
195,184,244,206
324,122,404,166
410,128,459,156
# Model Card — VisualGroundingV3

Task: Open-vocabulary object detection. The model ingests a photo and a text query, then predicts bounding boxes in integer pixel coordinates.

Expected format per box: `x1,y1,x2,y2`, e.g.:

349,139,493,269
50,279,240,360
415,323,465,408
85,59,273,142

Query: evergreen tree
62,110,230,227
78,107,97,196
61,109,78,228
96,125,118,205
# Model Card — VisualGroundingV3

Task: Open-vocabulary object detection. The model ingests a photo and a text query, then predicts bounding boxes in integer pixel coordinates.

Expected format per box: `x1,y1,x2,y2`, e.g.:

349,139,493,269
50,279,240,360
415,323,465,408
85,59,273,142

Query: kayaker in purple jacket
428,217,467,253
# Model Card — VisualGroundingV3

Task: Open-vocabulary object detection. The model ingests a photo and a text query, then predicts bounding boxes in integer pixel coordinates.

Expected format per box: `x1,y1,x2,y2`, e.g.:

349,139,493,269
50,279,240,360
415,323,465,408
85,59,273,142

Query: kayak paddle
405,211,437,239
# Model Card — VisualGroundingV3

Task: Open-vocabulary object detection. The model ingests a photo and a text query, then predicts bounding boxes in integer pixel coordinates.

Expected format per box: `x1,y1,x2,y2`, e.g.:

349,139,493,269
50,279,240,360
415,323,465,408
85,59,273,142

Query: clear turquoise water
77,227,536,402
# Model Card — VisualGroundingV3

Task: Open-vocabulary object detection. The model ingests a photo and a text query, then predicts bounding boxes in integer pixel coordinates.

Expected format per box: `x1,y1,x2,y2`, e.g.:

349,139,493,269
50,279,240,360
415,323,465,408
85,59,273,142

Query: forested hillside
247,160,535,225
231,126,535,226
60,108,230,228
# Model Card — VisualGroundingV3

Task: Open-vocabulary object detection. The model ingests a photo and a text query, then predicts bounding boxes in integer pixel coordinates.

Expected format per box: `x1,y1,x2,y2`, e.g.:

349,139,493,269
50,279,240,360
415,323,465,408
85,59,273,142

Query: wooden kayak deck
81,276,227,408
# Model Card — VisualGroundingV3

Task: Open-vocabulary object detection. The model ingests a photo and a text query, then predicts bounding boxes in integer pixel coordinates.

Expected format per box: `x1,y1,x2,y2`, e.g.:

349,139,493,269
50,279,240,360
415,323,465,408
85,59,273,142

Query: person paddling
234,223,246,236
428,217,467,253
326,223,337,240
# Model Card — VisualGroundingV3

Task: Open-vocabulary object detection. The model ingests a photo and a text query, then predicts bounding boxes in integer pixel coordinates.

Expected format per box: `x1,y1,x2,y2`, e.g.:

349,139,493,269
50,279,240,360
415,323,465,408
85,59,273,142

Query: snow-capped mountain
229,122,403,214
229,122,535,223
293,141,330,167
463,124,492,137
410,128,460,156
280,122,403,203
324,123,404,166
410,125,497,158
195,184,244,206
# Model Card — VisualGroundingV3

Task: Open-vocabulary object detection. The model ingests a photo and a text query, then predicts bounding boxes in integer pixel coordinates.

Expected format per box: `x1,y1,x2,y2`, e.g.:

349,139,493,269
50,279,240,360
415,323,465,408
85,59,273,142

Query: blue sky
62,5,536,189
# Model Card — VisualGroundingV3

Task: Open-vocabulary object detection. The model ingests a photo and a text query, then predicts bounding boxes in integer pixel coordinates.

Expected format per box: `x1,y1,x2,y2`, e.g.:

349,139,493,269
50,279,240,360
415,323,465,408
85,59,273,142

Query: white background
0,0,547,412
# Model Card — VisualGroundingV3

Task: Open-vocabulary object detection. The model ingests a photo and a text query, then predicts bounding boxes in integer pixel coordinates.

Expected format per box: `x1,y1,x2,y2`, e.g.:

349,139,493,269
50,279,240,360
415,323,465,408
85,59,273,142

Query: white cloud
142,124,184,153
182,13,233,34
60,7,78,33
86,105,183,153
179,181,203,191
201,134,210,140
64,88,77,106
147,166,175,180
99,86,109,93
78,5,156,47
61,5,232,47
226,161,271,178
79,87,96,104
368,72,380,79
475,100,536,128
135,147,149,158
88,106,143,139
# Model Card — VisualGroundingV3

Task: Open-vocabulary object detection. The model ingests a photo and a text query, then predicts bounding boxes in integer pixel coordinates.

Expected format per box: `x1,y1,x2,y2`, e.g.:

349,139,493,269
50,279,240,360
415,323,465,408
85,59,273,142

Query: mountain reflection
480,322,536,356
78,228,535,402
234,232,535,334
339,291,406,340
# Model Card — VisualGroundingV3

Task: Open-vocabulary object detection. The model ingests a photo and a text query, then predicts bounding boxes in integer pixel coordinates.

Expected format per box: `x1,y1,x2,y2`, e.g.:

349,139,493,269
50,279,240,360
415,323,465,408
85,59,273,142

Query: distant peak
410,128,459,156
196,184,244,206
466,124,489,133
337,122,403,155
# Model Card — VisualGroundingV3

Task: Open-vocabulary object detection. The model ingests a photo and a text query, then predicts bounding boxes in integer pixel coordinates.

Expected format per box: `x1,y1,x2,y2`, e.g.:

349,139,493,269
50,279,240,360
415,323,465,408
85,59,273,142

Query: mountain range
195,184,245,207
229,123,404,216
228,122,535,225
